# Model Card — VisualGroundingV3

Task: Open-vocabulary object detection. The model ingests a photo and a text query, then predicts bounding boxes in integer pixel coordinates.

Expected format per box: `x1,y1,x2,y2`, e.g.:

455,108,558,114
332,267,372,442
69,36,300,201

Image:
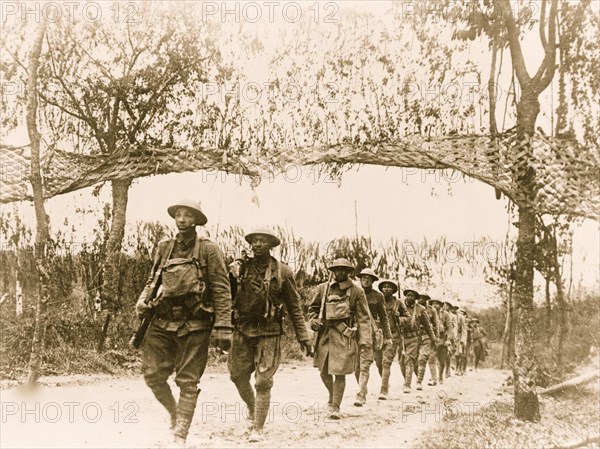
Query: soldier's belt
327,320,357,339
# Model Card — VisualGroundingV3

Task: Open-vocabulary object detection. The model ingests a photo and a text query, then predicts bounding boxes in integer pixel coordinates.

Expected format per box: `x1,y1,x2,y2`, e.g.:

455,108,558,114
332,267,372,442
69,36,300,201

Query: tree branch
495,0,531,85
536,0,559,92
539,0,548,50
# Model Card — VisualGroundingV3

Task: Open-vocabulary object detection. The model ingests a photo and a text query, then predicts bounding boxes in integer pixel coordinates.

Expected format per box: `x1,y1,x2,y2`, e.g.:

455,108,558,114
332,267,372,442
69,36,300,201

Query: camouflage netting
1,129,599,220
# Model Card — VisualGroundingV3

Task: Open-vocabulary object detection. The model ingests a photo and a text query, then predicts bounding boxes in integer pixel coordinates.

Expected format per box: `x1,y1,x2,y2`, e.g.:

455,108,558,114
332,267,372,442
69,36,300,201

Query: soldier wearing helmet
228,226,311,442
353,268,392,407
135,199,232,446
308,258,372,420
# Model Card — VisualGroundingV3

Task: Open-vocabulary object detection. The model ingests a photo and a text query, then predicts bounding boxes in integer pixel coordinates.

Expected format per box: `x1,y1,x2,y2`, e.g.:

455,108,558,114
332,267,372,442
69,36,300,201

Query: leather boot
417,360,427,385
234,381,256,426
428,357,438,386
253,389,271,431
173,388,199,443
403,362,412,392
320,372,334,408
328,375,345,419
379,366,391,399
354,371,368,406
149,383,177,430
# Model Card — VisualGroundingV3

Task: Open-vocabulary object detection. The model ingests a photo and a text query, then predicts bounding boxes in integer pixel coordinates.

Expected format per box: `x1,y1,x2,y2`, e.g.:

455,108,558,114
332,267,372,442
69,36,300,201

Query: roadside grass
416,384,600,449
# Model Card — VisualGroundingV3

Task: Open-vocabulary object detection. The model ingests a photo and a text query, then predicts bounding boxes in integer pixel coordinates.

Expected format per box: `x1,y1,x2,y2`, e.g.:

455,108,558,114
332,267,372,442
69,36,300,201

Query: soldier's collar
175,230,197,246
331,279,353,290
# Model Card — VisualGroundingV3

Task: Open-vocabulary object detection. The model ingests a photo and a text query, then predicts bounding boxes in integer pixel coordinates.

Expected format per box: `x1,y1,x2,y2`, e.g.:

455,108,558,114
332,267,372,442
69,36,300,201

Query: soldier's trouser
401,336,419,388
463,342,471,372
455,342,464,374
437,344,448,381
417,336,432,384
320,357,346,412
445,343,454,377
381,338,401,394
427,343,438,383
228,331,281,431
142,323,210,441
354,344,374,401
373,348,383,376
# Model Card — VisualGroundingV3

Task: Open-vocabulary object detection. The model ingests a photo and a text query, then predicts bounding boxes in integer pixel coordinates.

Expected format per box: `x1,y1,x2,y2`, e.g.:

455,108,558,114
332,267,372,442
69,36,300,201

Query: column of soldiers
134,199,488,447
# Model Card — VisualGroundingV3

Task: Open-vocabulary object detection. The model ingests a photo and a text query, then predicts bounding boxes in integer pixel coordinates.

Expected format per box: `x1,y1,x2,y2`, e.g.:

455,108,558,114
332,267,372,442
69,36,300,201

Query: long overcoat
308,279,372,375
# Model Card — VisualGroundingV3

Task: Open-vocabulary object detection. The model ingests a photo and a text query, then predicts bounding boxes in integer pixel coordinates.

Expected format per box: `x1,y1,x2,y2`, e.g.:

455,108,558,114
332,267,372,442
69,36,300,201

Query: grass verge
416,383,600,449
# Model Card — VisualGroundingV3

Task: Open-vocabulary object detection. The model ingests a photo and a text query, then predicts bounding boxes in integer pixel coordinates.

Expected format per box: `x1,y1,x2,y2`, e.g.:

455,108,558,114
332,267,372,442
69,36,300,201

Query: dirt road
0,361,510,448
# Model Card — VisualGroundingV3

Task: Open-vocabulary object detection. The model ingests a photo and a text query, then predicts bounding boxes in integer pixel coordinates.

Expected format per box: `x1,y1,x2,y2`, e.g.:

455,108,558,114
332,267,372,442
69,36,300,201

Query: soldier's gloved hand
384,338,393,348
310,319,323,332
213,327,233,352
135,297,152,318
300,340,314,357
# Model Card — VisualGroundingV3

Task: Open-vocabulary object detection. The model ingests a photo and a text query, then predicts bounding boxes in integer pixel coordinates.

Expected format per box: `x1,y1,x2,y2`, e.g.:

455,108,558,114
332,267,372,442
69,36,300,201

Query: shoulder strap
193,237,204,263
159,239,176,267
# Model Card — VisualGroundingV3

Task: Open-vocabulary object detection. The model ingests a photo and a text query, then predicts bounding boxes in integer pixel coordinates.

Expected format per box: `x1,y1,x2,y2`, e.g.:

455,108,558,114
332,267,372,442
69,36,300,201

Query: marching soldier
135,199,233,446
400,289,436,393
309,258,372,419
472,318,488,371
429,298,454,384
353,268,392,406
378,280,409,400
444,301,458,378
419,294,440,386
455,308,468,375
463,314,473,373
228,227,312,442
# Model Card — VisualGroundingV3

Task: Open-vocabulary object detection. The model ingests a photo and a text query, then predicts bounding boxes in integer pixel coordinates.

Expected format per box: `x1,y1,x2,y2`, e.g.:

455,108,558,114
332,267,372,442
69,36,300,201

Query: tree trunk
512,90,541,422
501,278,514,369
26,21,48,385
545,276,552,328
101,178,132,312
552,231,568,376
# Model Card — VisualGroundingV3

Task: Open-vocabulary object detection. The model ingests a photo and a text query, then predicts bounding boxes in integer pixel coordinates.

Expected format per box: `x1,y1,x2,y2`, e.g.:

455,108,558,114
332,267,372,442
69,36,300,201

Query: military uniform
309,261,372,418
433,302,454,383
446,304,458,378
378,280,409,399
472,319,487,370
229,228,309,440
422,296,439,386
400,289,436,392
455,309,467,375
138,200,232,445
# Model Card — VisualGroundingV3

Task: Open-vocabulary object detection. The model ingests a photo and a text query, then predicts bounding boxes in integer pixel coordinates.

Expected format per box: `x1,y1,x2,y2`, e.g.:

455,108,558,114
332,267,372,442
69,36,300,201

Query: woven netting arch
1,128,599,220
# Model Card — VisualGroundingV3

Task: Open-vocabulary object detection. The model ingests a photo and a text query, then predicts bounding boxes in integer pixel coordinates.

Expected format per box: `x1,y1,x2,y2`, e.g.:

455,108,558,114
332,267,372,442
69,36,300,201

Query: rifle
129,267,163,349
311,271,333,349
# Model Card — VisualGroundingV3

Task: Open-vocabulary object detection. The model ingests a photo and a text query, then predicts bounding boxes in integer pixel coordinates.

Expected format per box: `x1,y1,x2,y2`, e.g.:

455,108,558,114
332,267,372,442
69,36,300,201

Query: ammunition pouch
324,294,350,320
161,257,205,298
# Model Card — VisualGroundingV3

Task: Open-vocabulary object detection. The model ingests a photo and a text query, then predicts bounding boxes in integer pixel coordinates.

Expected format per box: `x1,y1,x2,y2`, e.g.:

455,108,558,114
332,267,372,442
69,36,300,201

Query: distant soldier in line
458,309,469,375
400,289,436,393
353,268,392,407
454,306,467,376
471,318,487,371
309,258,372,419
378,280,409,400
135,200,233,446
463,315,474,373
418,294,439,386
429,298,454,384
415,294,440,389
228,227,312,442
445,301,458,378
